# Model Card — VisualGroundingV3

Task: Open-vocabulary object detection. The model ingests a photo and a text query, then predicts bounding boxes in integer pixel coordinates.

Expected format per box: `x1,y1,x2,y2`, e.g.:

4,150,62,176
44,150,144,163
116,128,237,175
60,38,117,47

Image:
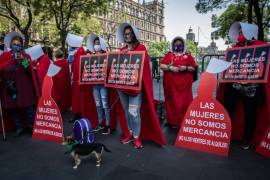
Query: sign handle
0,98,7,141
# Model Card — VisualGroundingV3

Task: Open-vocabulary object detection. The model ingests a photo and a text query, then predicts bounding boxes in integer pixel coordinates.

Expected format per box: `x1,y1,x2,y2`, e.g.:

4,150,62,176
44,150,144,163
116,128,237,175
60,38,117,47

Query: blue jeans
92,85,110,126
118,90,142,137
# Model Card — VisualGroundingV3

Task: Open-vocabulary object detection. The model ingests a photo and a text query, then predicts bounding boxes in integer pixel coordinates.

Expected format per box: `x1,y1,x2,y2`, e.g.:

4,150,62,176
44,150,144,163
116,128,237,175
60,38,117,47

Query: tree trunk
60,30,68,57
19,29,30,48
24,33,30,48
247,0,253,23
253,0,264,41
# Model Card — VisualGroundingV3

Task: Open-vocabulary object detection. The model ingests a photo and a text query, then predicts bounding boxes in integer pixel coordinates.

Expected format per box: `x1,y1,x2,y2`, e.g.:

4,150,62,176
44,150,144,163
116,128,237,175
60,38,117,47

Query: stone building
94,0,166,50
186,27,195,42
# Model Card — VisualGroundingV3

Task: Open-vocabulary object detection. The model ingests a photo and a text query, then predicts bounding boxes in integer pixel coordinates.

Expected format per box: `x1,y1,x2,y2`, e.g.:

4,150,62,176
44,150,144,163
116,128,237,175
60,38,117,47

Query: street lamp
194,41,198,61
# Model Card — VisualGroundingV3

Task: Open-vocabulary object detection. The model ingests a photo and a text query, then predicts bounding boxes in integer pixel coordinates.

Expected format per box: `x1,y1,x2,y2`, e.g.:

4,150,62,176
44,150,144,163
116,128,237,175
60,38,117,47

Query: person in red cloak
0,32,39,136
80,34,119,133
52,48,71,112
217,22,269,150
65,33,99,127
115,23,166,148
71,46,86,121
32,54,50,91
83,34,112,134
161,37,196,127
25,45,50,94
65,33,88,122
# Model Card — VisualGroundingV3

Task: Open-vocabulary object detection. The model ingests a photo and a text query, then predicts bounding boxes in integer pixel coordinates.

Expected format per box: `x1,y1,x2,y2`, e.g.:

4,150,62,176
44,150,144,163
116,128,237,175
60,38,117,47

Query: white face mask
94,45,101,52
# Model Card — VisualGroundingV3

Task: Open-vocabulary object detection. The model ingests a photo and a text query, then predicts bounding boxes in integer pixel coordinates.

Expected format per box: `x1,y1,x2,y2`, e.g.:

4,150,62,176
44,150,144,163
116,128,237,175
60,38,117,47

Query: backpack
73,118,94,144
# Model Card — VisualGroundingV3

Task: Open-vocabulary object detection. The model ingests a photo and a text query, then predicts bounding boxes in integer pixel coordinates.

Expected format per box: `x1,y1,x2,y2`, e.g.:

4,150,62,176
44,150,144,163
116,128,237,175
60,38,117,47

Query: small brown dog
63,136,111,169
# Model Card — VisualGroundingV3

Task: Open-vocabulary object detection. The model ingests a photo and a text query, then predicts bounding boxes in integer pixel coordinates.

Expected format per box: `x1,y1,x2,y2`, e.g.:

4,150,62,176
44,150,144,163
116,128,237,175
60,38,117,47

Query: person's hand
121,49,129,54
178,66,187,71
14,52,23,59
187,66,195,72
170,66,179,73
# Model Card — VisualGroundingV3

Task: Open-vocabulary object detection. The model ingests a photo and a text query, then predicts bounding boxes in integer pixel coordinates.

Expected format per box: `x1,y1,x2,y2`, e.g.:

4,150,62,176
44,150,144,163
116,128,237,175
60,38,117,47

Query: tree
186,40,205,59
101,10,131,51
70,15,103,38
195,0,270,41
148,41,170,57
0,0,35,47
0,16,10,33
211,3,248,39
36,0,111,51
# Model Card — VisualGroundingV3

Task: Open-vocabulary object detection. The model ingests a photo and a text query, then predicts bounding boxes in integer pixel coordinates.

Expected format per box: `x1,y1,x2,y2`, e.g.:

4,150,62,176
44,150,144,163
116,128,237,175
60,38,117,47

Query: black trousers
224,84,260,142
8,106,36,130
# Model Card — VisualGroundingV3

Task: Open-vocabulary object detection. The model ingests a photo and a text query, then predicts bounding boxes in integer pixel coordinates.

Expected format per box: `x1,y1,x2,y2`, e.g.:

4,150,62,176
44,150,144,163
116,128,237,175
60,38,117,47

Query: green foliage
70,15,103,38
212,3,248,39
148,41,170,57
0,0,34,46
0,0,111,49
35,0,111,49
196,0,270,41
0,16,10,33
195,0,242,13
186,40,205,58
101,10,131,50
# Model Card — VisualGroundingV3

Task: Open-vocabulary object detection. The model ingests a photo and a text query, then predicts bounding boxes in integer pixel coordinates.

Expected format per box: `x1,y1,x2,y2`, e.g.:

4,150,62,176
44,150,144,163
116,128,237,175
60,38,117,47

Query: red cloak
80,86,121,129
32,54,51,91
117,44,166,145
71,48,99,127
53,58,71,112
71,47,86,113
161,52,196,126
80,52,118,129
0,51,40,132
217,40,270,145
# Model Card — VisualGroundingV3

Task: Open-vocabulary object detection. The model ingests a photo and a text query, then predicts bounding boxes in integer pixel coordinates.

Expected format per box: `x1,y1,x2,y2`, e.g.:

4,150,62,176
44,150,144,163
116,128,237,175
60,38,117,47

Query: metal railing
201,54,225,72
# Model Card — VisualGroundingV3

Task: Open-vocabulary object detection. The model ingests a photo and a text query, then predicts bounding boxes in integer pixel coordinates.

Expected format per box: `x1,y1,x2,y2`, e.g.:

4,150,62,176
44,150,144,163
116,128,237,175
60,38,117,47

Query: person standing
161,37,196,127
87,34,111,134
217,22,268,150
115,23,165,149
0,32,39,136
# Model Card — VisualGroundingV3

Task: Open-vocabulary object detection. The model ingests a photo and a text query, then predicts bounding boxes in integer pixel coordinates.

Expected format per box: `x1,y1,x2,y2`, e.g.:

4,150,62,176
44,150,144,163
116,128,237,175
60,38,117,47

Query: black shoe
102,126,111,135
94,125,104,132
13,129,24,137
241,141,251,150
25,127,33,134
164,123,171,127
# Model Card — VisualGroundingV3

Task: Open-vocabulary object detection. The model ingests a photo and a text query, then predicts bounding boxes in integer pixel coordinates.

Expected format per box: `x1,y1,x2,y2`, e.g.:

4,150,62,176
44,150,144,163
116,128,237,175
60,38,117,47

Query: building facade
94,0,166,50
186,27,195,42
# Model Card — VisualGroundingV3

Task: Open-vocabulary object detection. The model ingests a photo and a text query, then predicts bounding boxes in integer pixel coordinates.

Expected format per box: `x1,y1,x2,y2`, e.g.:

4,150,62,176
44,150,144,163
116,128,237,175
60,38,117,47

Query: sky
163,0,227,50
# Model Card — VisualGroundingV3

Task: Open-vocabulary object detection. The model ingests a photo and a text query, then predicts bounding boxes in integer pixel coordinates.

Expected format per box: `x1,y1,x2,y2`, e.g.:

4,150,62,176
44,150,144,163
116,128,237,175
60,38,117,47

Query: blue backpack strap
81,118,94,143
76,120,85,144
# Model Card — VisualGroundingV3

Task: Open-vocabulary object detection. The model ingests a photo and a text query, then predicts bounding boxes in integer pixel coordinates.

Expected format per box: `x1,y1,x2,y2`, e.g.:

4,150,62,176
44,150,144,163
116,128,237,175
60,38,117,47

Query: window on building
120,2,123,11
